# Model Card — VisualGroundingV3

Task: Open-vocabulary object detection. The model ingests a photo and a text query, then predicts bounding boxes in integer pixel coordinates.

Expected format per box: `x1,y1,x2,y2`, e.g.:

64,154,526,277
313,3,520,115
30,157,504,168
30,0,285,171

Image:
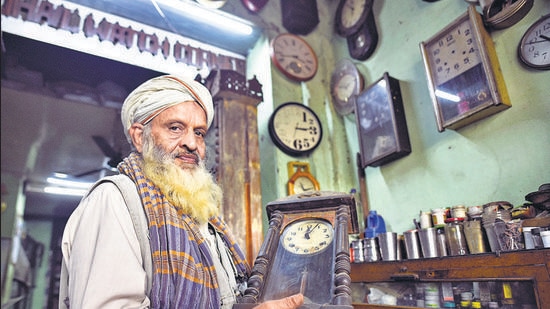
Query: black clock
355,72,411,168
233,191,359,309
346,6,378,61
281,0,320,35
268,102,323,156
335,0,373,37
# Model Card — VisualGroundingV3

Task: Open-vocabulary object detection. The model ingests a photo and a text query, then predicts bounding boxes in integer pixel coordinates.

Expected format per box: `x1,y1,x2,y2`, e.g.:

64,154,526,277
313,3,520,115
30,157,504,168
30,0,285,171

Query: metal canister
351,239,364,263
444,217,469,256
363,237,380,262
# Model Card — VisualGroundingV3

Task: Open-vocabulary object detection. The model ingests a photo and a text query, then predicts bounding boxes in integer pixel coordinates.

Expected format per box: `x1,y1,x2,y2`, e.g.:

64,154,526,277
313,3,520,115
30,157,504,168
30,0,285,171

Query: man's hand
252,293,304,309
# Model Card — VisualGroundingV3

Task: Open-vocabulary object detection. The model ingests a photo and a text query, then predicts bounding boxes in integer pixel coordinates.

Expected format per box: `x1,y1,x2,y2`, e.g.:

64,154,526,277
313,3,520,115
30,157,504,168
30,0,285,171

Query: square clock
355,72,411,168
420,5,511,132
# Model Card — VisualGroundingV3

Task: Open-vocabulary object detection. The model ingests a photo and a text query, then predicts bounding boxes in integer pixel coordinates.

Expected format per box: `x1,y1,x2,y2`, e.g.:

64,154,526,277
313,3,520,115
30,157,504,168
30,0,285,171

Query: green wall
230,0,550,235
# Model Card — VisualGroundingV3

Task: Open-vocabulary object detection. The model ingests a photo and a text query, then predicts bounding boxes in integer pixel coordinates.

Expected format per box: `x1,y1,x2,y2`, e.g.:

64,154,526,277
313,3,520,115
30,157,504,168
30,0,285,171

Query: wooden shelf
350,249,550,308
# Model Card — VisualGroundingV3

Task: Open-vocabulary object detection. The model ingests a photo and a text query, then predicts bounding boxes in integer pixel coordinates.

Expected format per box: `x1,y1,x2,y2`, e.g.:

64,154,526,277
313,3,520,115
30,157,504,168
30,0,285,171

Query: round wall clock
270,33,318,82
268,102,323,156
334,0,373,37
330,58,364,116
233,191,359,309
346,5,378,61
518,14,550,70
287,161,320,195
420,5,511,131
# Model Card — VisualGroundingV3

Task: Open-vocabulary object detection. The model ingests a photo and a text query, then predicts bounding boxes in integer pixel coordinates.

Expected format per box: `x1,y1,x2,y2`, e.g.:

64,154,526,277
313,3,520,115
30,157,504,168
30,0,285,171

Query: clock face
420,6,511,131
330,58,362,115
518,14,550,70
268,102,323,156
336,0,373,37
270,33,318,82
425,18,482,86
292,176,316,194
341,0,367,29
281,219,334,255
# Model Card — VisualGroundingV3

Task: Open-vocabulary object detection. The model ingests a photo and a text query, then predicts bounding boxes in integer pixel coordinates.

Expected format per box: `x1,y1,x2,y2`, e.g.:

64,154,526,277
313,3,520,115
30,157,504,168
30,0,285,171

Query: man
60,75,303,308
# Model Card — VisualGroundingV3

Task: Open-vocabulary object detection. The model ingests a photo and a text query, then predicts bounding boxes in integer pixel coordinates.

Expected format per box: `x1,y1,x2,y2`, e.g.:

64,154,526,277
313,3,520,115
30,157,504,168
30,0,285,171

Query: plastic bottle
364,210,386,238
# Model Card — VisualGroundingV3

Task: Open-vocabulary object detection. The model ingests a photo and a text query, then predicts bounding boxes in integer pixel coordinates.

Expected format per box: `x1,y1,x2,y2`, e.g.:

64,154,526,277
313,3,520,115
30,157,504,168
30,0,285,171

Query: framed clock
287,161,320,195
355,72,411,168
268,102,323,156
270,33,318,82
233,191,359,309
330,58,364,116
420,5,511,132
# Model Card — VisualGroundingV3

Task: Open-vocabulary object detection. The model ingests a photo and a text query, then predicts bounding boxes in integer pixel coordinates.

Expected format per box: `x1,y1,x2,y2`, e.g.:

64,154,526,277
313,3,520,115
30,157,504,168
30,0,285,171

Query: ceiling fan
74,135,124,178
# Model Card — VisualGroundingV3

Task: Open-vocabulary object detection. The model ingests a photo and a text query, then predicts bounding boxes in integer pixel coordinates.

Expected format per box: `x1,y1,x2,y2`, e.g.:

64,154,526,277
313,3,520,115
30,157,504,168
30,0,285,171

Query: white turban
121,74,214,143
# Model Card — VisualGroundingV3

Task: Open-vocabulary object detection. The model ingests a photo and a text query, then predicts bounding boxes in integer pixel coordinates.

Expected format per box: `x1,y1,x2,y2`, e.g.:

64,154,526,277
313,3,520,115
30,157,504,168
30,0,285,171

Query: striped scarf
118,152,250,308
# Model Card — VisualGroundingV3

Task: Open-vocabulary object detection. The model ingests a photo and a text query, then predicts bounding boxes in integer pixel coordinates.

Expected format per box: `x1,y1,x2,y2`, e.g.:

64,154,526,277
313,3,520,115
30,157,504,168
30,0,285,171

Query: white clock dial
269,102,323,156
341,0,367,29
271,33,318,82
281,219,334,255
518,14,550,70
335,74,357,100
426,18,482,86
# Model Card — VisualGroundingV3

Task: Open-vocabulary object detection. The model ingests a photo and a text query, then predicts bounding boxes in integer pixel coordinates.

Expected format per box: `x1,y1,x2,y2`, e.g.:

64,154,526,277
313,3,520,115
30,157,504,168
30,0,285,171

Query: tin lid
445,217,465,223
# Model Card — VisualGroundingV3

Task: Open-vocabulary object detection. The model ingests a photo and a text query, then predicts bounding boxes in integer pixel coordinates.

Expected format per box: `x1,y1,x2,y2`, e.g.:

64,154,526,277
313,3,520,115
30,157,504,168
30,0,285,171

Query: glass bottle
445,217,469,256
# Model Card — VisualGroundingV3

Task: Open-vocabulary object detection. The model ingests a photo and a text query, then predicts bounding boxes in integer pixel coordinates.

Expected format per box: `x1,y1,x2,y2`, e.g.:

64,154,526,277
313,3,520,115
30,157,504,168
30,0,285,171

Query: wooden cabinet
350,249,550,308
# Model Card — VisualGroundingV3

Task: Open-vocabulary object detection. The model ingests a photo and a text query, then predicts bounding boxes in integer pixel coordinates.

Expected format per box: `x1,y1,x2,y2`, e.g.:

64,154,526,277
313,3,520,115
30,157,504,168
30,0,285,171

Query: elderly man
59,75,303,308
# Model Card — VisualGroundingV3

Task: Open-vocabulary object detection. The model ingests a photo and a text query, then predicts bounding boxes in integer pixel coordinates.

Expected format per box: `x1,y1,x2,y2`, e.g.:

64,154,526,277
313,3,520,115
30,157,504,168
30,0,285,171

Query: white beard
141,132,222,224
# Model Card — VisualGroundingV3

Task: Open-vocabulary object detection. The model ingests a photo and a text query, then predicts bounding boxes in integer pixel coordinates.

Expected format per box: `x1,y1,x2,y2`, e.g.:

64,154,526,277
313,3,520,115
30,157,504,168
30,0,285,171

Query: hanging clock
335,0,373,37
420,5,511,132
330,58,364,116
355,72,411,168
268,102,323,156
270,33,318,82
233,191,359,309
346,6,379,61
517,14,550,70
281,0,320,35
287,161,320,195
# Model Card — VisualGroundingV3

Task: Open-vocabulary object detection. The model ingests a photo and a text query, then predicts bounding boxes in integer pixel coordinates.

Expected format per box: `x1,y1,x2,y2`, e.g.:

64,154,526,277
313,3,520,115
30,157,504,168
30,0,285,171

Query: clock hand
540,34,550,41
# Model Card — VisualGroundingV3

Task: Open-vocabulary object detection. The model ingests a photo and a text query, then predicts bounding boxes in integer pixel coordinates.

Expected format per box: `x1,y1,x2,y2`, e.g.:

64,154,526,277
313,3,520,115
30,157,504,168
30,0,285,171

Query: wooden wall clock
270,33,318,82
233,191,359,309
287,161,320,195
420,5,511,132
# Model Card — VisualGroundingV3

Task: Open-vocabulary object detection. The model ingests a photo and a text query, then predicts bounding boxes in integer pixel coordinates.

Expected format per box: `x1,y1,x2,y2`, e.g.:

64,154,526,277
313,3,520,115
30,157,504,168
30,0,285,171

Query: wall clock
420,5,511,132
233,191,359,309
335,0,373,37
268,102,323,156
270,33,318,82
287,161,320,195
281,0,319,35
518,13,550,70
330,58,364,116
355,72,411,168
346,6,378,61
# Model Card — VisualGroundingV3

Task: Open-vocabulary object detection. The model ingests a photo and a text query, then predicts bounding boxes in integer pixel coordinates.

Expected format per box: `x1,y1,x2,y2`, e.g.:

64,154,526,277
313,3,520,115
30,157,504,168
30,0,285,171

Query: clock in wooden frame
234,191,359,309
355,72,411,168
420,5,511,132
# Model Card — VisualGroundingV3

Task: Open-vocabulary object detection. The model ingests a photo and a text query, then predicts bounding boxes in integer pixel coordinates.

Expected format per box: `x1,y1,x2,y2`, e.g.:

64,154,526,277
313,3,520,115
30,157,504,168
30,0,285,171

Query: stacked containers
482,201,512,252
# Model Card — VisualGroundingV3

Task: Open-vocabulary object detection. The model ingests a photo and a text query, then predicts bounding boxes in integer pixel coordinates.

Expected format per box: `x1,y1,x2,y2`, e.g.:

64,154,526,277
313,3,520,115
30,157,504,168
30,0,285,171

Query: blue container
364,210,386,238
